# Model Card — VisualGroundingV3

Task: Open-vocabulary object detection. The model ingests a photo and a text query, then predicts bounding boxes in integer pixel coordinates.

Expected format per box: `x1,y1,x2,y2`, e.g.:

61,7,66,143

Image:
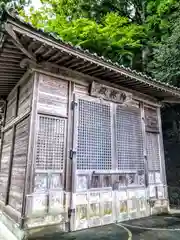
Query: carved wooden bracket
20,58,37,69
90,81,132,104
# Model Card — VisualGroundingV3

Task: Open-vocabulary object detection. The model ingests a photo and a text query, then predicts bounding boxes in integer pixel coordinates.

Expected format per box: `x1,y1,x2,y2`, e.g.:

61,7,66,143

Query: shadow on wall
162,104,180,206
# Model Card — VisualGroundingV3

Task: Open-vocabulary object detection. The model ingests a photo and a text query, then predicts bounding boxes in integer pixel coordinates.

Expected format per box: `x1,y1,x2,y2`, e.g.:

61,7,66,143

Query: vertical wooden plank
8,117,30,212
157,107,168,198
0,128,13,202
65,81,74,193
17,79,33,116
5,88,19,205
5,125,16,205
0,101,7,171
21,72,39,222
0,132,4,170
15,87,20,117
140,102,148,187
111,103,116,171
69,92,78,232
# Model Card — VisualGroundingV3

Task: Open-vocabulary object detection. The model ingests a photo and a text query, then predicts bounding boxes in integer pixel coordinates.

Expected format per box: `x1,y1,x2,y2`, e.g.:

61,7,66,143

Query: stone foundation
151,199,170,215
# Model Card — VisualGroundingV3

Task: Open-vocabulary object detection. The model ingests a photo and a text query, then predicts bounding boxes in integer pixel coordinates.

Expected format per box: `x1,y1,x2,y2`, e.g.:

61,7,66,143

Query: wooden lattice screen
36,115,66,171
116,106,144,171
76,99,112,170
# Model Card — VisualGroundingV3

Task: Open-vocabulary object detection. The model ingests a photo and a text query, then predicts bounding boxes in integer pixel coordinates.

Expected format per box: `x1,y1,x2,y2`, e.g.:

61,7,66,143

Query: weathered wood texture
38,74,68,116
74,84,89,96
144,107,159,133
0,129,13,202
24,73,69,219
5,95,16,125
144,106,161,173
0,75,33,214
17,79,33,116
5,79,33,127
8,117,30,212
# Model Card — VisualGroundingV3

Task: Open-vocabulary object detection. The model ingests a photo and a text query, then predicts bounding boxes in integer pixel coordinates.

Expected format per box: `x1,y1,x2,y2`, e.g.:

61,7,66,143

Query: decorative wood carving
144,107,159,133
90,81,132,104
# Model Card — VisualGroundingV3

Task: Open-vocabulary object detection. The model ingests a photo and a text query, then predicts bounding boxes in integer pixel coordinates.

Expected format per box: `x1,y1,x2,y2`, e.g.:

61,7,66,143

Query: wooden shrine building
0,10,180,240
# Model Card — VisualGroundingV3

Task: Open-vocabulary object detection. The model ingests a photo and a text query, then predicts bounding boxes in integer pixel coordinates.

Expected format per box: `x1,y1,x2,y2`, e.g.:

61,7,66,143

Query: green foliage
22,7,146,67
148,14,180,86
9,0,180,85
0,0,30,12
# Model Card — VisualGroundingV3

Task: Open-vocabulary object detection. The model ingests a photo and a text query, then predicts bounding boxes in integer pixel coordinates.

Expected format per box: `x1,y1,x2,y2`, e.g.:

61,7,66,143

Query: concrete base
0,221,18,240
0,210,67,240
0,199,170,240
0,211,24,240
151,199,169,215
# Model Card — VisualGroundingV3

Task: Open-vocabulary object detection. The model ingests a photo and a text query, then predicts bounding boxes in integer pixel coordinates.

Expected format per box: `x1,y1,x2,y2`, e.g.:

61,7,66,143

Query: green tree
146,1,180,85
0,0,30,12
22,7,146,67
148,14,180,87
38,0,147,24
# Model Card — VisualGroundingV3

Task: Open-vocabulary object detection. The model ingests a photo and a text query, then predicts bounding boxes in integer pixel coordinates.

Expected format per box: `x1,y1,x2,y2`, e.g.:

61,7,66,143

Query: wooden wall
8,117,30,212
0,68,165,231
38,74,68,116
0,75,33,216
25,73,69,222
0,129,13,202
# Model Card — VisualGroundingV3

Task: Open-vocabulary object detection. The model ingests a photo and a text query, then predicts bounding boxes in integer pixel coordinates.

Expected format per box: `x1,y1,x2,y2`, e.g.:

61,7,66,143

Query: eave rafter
4,23,36,62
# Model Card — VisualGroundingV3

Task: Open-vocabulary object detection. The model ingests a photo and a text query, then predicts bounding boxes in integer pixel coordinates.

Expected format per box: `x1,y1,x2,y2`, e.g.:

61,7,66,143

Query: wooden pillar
21,72,39,226
140,102,148,187
157,107,168,199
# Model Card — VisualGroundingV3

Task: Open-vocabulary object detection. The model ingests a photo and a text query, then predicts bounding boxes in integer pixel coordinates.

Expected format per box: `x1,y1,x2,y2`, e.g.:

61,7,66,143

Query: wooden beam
68,60,85,69
3,48,25,55
86,68,104,75
74,62,92,71
31,63,160,106
4,23,36,62
56,55,71,64
0,32,6,50
42,48,54,58
28,40,36,53
47,51,62,62
0,58,21,63
1,53,22,59
3,43,18,49
34,44,45,55
64,58,79,67
21,72,39,225
161,97,180,103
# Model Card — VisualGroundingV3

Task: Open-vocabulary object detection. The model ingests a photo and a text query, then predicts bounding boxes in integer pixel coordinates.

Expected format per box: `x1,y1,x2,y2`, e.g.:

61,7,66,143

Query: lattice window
36,115,66,170
146,132,160,171
76,99,112,170
116,106,144,170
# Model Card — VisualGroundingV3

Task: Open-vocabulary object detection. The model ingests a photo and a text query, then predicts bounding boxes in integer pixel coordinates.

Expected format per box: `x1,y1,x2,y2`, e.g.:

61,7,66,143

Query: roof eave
1,12,180,101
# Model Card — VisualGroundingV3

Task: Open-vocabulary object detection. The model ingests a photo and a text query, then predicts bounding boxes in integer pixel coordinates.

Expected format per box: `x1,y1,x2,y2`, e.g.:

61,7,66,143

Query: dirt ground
30,214,180,240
